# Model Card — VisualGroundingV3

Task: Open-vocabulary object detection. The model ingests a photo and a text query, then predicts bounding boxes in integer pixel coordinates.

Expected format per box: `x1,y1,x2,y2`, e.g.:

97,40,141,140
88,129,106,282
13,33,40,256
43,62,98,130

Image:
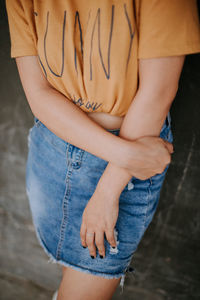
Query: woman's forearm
28,85,130,168
95,89,173,198
95,56,185,199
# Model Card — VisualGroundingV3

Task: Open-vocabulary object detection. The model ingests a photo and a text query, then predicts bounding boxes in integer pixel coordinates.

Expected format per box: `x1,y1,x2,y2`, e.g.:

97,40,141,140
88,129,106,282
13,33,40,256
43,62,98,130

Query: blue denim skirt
25,112,173,292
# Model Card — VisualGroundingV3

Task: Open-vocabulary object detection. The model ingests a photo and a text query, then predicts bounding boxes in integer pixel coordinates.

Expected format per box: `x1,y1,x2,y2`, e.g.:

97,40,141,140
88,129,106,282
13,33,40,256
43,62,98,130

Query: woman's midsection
86,111,124,130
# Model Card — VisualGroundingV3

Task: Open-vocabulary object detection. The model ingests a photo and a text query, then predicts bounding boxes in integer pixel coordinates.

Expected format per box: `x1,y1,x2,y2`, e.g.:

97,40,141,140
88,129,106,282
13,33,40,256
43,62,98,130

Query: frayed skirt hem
33,224,134,294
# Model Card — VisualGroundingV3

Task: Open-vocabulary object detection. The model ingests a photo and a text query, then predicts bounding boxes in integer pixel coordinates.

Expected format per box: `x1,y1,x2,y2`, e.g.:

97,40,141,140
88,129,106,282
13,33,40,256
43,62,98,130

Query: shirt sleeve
5,0,38,58
138,0,200,59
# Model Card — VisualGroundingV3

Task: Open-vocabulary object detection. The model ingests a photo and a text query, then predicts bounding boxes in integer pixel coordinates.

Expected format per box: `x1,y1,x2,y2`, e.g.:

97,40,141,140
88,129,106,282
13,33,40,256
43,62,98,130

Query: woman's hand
80,187,119,259
124,136,174,180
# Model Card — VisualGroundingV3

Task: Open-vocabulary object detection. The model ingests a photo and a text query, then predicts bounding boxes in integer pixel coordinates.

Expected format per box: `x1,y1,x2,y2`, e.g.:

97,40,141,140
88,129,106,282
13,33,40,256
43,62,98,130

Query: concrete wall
1,1,200,299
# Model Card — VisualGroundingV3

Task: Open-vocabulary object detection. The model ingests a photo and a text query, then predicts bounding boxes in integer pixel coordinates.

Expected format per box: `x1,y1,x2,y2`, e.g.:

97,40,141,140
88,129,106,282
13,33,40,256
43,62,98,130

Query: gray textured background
1,1,200,299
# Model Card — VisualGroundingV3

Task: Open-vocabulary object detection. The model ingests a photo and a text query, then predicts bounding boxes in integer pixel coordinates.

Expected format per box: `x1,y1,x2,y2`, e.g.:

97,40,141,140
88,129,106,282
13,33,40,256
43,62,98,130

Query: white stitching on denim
56,166,73,260
71,148,85,169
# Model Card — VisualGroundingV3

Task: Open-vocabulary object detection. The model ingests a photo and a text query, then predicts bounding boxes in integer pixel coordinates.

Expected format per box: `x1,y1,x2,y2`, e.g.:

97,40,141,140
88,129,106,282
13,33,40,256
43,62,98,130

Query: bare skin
15,55,184,300
58,56,185,300
15,55,173,180
57,267,121,300
80,56,185,259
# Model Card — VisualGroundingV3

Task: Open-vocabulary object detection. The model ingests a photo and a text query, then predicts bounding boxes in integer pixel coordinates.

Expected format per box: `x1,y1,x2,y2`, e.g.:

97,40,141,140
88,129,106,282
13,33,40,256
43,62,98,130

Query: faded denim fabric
25,111,173,293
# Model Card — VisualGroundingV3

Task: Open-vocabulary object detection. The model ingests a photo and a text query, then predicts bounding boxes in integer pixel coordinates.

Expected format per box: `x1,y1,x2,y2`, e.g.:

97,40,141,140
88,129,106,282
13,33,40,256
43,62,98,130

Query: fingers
105,228,117,249
164,140,174,154
80,223,99,258
95,231,105,258
80,225,116,258
86,232,96,258
80,223,87,247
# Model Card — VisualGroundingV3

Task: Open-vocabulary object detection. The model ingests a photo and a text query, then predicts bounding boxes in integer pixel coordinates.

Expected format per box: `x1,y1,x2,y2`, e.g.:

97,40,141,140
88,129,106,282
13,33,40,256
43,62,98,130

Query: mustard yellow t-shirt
6,0,200,117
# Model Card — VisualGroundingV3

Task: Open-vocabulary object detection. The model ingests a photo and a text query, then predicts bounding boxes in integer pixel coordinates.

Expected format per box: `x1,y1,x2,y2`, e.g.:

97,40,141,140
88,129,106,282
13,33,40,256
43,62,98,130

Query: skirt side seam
56,164,73,260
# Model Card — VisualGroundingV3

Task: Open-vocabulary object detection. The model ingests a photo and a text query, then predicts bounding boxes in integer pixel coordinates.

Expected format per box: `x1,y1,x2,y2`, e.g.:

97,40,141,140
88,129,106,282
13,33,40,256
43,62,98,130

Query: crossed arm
78,55,185,258
95,56,185,198
15,54,185,258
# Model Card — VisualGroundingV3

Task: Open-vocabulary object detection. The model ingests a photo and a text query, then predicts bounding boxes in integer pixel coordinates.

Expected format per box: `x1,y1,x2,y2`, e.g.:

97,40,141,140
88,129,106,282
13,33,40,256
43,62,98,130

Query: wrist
116,137,139,171
94,181,120,203
95,162,132,200
111,136,135,169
